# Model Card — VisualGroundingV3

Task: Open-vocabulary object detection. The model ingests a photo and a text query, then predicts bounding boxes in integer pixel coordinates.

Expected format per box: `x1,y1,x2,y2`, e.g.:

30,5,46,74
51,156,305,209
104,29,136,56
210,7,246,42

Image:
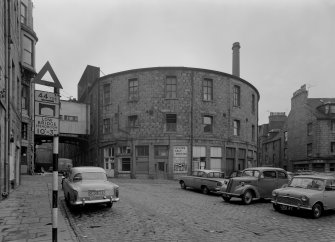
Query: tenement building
258,112,288,170
288,85,335,172
78,43,259,179
0,0,38,197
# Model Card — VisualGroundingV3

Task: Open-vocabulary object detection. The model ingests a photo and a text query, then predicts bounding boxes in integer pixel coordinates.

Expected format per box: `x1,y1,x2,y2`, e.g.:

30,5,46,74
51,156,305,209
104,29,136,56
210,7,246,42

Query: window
121,158,131,171
128,115,138,128
119,146,131,154
252,125,255,141
203,115,213,133
103,83,110,105
136,146,149,156
284,131,288,142
202,78,213,101
251,94,255,114
154,145,169,158
263,171,276,179
233,85,240,107
166,114,177,132
331,120,335,131
64,115,78,121
331,142,335,153
21,123,28,140
21,85,29,111
233,120,240,136
307,143,313,157
21,3,27,24
307,123,313,136
284,148,288,160
23,36,33,66
103,118,111,134
166,76,177,99
128,78,138,101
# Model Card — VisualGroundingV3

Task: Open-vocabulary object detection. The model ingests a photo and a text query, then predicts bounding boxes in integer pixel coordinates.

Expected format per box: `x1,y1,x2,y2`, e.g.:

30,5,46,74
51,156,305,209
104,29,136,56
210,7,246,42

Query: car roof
293,174,335,180
193,169,224,173
243,167,285,172
71,166,106,174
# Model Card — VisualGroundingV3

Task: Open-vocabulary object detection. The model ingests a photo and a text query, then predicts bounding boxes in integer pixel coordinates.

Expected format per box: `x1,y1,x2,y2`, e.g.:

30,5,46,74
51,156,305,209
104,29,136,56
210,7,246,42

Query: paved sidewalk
0,174,79,242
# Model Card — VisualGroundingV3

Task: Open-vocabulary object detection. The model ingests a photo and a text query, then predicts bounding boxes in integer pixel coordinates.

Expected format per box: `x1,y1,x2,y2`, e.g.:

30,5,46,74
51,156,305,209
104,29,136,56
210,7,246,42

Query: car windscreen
289,177,325,190
75,172,107,181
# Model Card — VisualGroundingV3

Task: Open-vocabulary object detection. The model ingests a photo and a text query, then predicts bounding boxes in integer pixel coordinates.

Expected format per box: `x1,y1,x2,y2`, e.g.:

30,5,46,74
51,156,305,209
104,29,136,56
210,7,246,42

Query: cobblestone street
63,179,335,242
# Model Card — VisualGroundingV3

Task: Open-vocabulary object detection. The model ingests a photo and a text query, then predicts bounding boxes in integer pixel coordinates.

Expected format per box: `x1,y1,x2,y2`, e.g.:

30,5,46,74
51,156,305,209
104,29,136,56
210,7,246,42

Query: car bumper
271,200,311,210
71,197,119,206
219,192,242,198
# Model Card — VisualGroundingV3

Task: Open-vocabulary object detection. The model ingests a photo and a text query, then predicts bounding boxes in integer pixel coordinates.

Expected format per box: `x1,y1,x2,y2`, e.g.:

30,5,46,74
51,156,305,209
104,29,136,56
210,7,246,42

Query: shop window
121,158,131,171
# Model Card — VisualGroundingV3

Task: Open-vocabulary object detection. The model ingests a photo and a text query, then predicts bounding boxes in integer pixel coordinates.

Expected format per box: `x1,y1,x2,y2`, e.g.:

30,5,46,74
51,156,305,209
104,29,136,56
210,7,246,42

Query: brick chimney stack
232,42,240,77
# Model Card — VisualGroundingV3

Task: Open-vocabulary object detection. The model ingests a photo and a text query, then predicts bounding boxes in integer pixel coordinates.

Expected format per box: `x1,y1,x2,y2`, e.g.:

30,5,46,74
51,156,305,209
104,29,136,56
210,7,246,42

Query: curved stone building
78,44,260,179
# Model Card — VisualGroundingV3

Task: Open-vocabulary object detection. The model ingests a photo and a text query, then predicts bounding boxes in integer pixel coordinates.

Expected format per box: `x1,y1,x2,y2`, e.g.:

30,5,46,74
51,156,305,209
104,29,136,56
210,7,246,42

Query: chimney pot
232,42,241,77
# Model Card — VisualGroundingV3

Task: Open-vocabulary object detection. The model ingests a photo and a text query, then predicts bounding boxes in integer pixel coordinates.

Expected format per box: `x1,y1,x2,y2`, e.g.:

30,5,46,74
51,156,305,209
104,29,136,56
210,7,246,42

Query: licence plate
88,190,105,197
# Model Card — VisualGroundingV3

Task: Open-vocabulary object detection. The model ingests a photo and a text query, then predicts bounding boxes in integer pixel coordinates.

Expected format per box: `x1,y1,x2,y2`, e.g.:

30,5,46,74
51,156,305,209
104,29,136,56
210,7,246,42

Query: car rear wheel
242,190,253,205
180,181,186,189
202,186,209,195
222,195,231,202
311,203,323,219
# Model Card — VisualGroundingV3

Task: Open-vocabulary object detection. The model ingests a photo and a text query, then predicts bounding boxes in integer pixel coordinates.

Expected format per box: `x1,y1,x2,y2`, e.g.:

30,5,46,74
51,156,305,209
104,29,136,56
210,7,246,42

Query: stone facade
258,112,288,169
0,0,37,198
287,85,335,172
78,66,259,179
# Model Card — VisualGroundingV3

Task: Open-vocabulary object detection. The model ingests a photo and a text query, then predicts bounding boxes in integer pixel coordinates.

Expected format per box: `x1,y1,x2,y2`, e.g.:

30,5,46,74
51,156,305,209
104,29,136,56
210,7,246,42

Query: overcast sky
33,0,335,124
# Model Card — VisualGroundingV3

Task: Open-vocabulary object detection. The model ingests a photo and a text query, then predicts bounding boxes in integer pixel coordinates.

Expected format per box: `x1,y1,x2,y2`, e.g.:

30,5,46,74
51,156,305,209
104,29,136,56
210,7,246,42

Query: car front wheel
273,203,281,212
242,190,253,205
222,195,231,202
311,203,323,219
202,186,209,195
180,181,186,189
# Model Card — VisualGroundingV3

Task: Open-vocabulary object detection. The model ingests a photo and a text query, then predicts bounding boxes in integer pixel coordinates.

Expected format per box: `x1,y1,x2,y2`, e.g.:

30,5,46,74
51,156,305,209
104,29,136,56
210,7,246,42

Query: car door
277,171,289,188
324,179,335,209
258,170,277,198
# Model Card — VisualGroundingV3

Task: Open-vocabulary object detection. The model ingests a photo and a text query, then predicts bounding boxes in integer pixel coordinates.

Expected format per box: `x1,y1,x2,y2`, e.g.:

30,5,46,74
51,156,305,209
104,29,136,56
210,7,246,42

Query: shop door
105,158,115,178
156,162,166,179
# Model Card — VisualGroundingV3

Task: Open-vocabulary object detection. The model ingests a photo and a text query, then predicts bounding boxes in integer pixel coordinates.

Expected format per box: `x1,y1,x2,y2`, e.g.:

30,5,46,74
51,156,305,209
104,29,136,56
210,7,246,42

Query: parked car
272,174,335,219
219,167,289,204
62,166,119,208
179,170,225,194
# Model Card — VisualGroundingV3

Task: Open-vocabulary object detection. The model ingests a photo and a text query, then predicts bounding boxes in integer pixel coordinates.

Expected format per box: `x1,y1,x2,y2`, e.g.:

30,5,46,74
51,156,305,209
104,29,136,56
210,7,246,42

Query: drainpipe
4,0,12,196
190,70,194,175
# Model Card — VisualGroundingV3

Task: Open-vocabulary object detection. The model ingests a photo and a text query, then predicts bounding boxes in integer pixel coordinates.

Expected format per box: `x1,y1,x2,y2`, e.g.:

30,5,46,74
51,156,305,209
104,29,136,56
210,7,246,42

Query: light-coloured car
219,167,289,204
62,166,119,208
179,169,225,194
272,174,335,218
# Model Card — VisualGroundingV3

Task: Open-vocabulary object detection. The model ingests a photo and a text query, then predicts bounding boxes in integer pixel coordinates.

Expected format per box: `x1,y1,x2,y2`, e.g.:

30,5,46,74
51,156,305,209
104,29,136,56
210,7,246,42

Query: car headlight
240,182,245,186
217,182,223,187
301,195,308,202
272,191,278,197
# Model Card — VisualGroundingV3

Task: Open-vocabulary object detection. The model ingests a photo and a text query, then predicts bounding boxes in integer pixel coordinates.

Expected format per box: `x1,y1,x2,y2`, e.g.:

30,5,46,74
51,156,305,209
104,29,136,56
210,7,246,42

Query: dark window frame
202,78,213,101
128,78,138,101
233,120,240,136
166,114,177,132
233,85,241,107
203,115,213,133
165,76,177,99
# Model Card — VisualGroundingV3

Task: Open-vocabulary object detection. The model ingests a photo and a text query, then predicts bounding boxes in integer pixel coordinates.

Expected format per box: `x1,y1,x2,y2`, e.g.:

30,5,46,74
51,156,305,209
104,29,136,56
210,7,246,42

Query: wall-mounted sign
173,146,188,157
35,90,59,103
35,116,59,136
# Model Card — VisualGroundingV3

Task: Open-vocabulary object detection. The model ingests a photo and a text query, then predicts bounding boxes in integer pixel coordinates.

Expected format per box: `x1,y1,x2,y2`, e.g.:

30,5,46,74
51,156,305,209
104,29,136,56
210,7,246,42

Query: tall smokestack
232,42,240,77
